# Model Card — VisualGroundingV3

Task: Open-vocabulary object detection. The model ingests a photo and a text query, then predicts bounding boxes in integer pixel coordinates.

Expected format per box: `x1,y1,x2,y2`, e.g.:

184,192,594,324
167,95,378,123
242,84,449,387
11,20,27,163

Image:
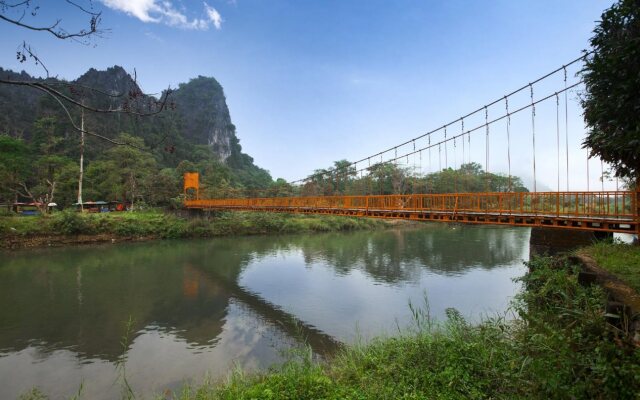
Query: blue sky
0,1,614,189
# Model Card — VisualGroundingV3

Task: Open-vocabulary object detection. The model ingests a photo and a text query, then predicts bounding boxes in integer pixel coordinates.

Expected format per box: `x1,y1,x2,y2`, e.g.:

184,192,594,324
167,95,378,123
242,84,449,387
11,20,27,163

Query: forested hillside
0,66,273,209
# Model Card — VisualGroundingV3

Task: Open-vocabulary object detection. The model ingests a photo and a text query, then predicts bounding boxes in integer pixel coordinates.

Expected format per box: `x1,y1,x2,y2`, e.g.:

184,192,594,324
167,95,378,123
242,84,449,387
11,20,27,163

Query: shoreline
0,210,406,251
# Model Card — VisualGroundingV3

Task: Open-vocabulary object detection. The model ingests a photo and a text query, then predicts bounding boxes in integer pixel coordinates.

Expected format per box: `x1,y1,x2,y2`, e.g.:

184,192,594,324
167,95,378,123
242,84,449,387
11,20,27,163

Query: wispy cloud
204,2,223,30
101,0,223,30
143,30,165,42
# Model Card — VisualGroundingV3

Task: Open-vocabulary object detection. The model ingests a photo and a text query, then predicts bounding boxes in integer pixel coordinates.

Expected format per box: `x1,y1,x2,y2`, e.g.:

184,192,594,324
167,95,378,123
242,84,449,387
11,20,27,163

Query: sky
0,0,616,190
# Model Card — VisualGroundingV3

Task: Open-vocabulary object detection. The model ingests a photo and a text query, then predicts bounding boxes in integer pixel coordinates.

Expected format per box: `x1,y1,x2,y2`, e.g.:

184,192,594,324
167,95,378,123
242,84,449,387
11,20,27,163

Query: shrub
52,210,93,235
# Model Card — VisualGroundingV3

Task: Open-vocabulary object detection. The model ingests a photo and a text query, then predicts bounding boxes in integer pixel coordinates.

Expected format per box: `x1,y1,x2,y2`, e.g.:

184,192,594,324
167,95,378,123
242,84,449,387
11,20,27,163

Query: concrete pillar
529,227,612,256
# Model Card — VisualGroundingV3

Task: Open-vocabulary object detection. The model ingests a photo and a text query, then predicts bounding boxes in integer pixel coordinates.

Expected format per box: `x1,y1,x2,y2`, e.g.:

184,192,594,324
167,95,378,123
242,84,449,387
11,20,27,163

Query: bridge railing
185,191,636,220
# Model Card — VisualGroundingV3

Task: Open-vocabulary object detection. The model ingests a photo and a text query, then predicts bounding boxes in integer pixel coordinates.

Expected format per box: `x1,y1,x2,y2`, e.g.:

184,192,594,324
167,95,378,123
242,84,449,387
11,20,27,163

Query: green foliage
0,211,385,245
584,240,640,292
0,135,30,202
582,0,640,180
305,161,529,196
0,67,276,208
52,210,93,235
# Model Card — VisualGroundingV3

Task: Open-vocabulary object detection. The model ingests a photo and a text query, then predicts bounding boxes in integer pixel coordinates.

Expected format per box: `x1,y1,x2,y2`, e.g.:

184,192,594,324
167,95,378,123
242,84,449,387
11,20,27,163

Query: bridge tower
183,172,199,200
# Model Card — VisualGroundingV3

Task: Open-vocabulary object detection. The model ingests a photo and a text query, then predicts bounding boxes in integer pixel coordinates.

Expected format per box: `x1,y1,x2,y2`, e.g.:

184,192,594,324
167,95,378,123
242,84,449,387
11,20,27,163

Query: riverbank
171,254,639,400
0,210,389,250
582,240,640,293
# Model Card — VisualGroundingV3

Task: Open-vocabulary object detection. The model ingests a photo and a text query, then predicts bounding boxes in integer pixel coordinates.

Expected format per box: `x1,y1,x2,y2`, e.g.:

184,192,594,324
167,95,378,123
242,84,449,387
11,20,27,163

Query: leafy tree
0,135,30,203
146,169,180,206
270,178,295,197
90,133,157,208
581,0,640,181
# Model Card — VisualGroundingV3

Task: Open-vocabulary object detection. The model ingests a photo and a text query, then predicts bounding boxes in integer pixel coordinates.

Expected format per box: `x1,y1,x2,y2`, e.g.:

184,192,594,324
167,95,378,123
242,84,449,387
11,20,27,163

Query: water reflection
0,224,529,399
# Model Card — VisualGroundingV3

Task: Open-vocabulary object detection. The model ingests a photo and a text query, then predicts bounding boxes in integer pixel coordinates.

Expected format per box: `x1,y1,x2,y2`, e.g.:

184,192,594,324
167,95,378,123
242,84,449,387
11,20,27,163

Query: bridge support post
636,178,640,243
529,227,612,257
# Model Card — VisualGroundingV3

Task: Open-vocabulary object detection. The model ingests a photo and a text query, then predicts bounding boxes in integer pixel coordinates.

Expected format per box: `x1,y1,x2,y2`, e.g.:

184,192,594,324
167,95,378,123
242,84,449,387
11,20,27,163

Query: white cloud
204,2,223,30
101,0,223,30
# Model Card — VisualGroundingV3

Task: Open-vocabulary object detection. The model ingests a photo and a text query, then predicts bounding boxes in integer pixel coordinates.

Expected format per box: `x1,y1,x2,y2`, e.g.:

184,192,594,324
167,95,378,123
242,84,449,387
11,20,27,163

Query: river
0,224,530,399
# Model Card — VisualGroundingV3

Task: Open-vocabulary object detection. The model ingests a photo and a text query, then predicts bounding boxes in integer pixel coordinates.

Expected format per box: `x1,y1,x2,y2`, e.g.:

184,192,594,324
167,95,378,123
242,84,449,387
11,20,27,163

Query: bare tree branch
1,0,174,150
16,41,49,77
0,11,103,41
64,0,100,16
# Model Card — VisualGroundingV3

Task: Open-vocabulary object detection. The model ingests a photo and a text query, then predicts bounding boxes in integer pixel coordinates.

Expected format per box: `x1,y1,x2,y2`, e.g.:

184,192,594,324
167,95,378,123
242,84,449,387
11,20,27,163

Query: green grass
0,209,387,242
168,256,640,400
583,241,640,293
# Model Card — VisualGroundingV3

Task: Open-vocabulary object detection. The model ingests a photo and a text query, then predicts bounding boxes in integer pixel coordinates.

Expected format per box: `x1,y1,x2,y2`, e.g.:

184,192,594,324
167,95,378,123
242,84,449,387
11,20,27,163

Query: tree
87,133,157,208
581,0,640,181
0,134,30,203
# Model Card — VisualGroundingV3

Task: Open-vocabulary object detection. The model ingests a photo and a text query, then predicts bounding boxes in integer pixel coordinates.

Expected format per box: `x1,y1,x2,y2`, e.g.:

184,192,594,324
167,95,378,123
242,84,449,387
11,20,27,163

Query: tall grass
583,239,640,292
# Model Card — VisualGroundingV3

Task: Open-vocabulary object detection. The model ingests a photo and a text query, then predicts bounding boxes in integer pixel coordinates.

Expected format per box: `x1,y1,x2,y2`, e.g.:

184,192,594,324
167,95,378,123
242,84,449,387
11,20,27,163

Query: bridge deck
185,191,639,233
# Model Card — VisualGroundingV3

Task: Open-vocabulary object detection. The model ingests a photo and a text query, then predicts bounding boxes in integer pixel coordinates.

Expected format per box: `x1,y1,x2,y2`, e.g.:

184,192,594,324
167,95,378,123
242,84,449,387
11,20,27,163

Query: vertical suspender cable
530,84,537,193
601,159,605,192
556,93,560,193
461,118,466,192
587,149,590,192
367,158,371,195
454,136,458,193
485,106,490,192
564,66,570,191
468,130,471,165
461,118,465,167
444,126,448,169
505,97,512,192
428,136,432,192
394,147,398,195
419,150,423,193
413,141,416,194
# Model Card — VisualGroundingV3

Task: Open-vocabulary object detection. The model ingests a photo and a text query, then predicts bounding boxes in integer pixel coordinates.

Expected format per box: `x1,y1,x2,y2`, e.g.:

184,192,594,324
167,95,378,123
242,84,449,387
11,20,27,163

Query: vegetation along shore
0,210,389,250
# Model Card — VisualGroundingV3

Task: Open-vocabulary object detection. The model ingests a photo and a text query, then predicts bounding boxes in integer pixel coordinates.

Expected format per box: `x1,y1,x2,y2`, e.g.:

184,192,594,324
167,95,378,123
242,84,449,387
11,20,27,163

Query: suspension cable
288,54,589,186
530,84,537,193
296,81,581,190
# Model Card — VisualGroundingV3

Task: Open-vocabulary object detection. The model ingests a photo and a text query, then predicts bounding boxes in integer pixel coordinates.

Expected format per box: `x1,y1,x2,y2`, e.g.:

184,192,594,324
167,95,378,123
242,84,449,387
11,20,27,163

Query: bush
52,210,93,235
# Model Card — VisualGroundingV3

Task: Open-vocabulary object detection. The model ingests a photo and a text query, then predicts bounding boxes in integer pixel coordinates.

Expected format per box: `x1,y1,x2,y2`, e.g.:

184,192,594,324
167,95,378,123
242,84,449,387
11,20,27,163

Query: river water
0,224,530,399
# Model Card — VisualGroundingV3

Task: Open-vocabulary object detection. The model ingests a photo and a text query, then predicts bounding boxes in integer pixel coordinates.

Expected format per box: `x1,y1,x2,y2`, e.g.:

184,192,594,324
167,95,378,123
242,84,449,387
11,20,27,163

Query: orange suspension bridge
183,55,639,235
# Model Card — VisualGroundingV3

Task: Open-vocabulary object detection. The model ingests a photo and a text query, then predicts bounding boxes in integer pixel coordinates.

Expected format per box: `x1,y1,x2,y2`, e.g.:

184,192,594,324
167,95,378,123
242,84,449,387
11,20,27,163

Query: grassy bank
0,210,387,249
170,256,639,400
583,240,640,293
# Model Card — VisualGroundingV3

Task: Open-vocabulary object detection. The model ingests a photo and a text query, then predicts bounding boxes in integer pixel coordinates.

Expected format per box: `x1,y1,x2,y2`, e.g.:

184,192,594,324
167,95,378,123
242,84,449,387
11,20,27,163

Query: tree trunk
77,109,85,211
130,172,135,212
